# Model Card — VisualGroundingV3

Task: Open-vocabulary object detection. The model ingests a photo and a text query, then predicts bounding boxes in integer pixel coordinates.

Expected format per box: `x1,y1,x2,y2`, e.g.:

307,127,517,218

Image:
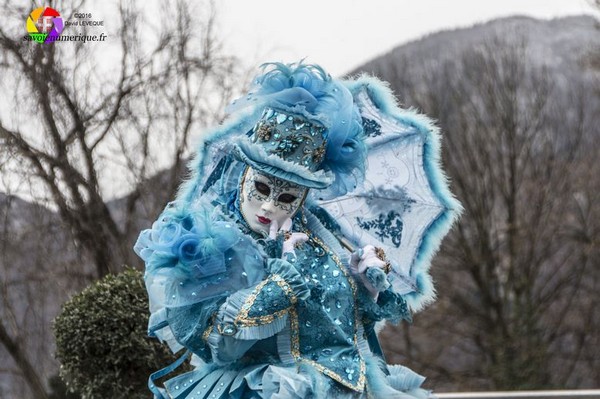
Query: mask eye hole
255,181,270,196
277,193,297,204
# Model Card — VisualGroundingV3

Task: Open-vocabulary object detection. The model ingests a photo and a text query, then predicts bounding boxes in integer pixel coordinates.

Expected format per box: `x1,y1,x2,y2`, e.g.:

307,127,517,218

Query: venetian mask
239,167,308,235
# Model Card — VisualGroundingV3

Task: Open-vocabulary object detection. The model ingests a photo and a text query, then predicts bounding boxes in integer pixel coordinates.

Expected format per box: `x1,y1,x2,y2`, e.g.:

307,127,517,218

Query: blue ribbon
148,349,191,399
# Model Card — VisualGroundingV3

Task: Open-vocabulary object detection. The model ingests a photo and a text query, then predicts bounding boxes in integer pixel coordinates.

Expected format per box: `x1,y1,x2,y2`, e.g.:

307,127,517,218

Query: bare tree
0,0,239,277
0,192,84,399
378,38,600,390
0,0,241,397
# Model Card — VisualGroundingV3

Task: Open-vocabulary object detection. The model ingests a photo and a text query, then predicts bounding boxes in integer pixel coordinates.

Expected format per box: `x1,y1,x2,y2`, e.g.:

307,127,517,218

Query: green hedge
54,268,179,399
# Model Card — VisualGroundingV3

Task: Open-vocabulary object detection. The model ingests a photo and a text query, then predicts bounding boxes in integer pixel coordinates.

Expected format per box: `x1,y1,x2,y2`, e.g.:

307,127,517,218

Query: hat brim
232,136,333,189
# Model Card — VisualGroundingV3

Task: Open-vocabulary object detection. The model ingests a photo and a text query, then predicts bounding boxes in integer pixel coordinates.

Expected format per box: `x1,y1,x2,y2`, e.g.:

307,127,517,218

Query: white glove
269,218,308,259
349,245,390,300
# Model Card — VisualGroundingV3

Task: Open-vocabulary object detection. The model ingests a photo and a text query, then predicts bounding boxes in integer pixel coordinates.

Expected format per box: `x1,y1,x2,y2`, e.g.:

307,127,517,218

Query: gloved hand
269,218,308,259
349,245,391,300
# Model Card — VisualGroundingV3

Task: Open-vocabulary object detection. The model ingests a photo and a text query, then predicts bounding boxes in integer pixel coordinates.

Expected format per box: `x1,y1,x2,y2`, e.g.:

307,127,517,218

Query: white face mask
239,168,307,235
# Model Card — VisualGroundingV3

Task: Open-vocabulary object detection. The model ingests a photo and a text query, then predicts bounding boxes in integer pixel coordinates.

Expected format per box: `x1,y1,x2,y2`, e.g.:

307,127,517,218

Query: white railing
436,390,600,399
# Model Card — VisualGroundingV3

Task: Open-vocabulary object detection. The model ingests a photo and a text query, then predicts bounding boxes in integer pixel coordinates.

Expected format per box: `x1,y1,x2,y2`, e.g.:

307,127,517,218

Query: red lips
257,216,271,225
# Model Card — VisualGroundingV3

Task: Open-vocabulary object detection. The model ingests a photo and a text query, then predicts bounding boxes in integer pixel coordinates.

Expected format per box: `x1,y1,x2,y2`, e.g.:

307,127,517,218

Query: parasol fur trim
344,74,463,312
176,107,265,204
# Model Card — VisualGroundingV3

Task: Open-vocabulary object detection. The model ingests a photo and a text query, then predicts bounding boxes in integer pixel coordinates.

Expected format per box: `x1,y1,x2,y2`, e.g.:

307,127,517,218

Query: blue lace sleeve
163,299,222,362
358,287,412,325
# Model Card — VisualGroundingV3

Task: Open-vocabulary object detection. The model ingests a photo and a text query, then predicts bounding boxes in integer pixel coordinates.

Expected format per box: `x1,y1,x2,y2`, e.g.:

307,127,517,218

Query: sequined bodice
290,231,366,391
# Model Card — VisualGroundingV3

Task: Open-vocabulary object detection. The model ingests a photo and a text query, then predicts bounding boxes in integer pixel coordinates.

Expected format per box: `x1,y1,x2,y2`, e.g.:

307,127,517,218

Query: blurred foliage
47,374,81,399
54,268,179,399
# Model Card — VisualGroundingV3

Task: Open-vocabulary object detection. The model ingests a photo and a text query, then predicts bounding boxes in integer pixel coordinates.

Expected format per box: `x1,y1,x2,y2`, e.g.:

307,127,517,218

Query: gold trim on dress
235,274,296,327
202,323,214,342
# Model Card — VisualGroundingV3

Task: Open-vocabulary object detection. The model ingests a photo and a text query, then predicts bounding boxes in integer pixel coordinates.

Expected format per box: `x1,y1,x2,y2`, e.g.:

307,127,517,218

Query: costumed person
135,62,461,398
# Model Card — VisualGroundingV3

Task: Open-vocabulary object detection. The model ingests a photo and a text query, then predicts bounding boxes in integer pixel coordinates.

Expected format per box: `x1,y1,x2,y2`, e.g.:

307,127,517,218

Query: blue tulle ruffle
135,201,266,308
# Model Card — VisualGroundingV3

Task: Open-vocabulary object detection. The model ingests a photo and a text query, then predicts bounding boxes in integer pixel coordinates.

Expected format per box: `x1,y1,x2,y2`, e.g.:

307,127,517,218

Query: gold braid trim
202,323,214,342
235,274,296,327
301,358,366,392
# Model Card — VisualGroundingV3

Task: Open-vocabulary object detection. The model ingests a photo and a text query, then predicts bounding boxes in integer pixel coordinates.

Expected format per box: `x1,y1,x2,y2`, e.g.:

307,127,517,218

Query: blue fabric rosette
135,202,266,309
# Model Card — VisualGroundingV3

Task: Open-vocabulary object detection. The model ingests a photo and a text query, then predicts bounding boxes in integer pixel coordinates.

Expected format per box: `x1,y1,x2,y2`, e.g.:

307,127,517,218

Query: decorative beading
251,108,328,171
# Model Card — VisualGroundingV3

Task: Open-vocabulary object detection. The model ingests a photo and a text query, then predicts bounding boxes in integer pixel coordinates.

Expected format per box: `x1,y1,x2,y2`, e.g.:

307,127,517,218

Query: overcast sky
217,0,598,76
5,1,598,202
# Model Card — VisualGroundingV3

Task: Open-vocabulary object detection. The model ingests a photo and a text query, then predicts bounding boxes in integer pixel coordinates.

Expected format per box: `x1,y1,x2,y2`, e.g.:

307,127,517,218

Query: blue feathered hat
228,62,366,195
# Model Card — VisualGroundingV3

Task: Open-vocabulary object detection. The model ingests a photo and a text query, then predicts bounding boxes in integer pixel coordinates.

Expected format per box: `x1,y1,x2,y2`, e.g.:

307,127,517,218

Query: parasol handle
334,232,356,253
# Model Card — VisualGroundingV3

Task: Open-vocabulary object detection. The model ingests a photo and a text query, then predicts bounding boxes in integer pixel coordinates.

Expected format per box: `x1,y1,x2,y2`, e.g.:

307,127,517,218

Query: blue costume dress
134,61,454,399
136,187,432,399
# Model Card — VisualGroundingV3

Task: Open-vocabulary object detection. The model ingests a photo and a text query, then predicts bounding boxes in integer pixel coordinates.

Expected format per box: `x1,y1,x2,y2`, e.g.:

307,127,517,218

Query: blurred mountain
352,15,600,139
352,15,599,88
